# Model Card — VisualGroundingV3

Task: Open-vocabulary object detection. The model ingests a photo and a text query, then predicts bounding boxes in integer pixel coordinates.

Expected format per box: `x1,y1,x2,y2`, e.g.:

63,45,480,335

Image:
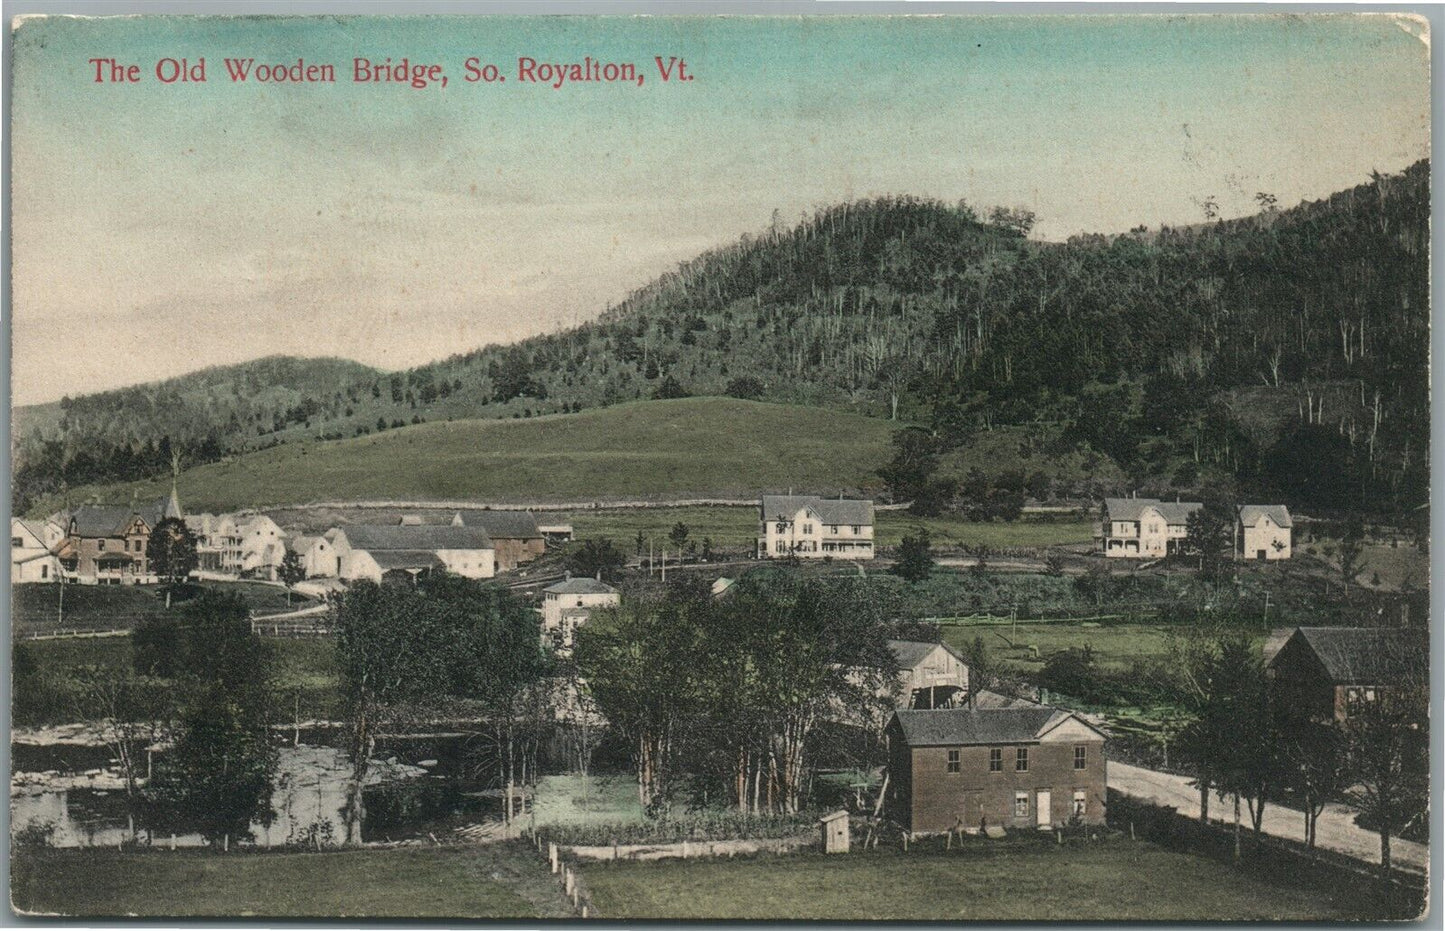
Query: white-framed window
1074,745,1087,770
11,537,23,549
802,523,813,535
1073,790,1087,817
1014,792,1028,817
830,525,839,534
989,748,1002,772
775,541,786,553
1016,748,1029,772
946,749,960,774
775,522,787,534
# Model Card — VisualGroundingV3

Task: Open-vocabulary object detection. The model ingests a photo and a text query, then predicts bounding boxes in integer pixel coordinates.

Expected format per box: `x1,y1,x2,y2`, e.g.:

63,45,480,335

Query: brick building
885,705,1107,834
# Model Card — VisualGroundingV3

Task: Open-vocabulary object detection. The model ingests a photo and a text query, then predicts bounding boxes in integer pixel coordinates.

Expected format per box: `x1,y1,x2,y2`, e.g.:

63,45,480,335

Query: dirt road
1107,760,1426,874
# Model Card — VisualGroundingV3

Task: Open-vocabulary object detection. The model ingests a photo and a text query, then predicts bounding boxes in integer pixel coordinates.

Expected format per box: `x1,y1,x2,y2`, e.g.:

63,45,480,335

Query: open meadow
10,844,569,918
27,398,900,515
578,839,1358,921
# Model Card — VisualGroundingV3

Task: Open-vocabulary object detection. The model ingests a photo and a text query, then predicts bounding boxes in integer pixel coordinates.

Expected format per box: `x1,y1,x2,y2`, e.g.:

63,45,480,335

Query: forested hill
14,160,1429,515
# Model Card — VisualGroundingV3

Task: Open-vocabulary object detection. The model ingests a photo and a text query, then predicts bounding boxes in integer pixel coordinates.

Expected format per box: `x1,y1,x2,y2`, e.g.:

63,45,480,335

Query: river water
10,732,498,848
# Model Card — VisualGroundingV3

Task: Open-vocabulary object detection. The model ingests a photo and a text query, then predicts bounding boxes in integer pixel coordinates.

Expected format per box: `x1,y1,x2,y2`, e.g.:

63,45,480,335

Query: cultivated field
578,840,1357,921
10,844,569,918
28,398,899,515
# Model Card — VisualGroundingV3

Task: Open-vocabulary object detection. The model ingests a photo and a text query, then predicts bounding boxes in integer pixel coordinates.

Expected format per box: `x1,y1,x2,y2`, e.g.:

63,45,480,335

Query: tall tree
146,517,198,608
893,529,935,582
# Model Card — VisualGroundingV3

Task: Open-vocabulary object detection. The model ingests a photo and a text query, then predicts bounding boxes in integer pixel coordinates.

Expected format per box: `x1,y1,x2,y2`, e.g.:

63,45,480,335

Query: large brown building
886,705,1107,834
1267,626,1427,723
55,493,180,584
459,511,546,571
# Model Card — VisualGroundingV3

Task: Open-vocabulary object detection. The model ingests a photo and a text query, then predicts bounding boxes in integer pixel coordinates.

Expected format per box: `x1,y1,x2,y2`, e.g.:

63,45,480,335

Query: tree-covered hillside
14,161,1428,516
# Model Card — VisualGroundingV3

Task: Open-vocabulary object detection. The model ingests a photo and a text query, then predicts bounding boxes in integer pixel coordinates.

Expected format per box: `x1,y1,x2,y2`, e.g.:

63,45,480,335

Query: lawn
565,508,1093,554
12,580,313,635
579,839,1358,921
30,397,900,514
11,844,569,918
941,620,1180,675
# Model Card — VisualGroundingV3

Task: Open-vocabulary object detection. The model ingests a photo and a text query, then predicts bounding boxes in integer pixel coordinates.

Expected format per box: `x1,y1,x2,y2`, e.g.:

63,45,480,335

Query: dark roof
339,524,493,551
888,640,963,670
369,550,448,571
545,577,618,595
1238,505,1293,529
891,707,1082,746
68,500,168,538
1273,627,1427,685
464,510,542,540
1102,497,1201,525
760,495,873,526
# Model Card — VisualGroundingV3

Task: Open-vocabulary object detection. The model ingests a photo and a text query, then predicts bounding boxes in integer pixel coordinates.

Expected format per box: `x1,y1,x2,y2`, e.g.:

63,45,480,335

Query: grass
566,507,1093,553
941,620,1179,675
30,398,900,514
10,844,569,918
579,839,1357,921
12,580,313,634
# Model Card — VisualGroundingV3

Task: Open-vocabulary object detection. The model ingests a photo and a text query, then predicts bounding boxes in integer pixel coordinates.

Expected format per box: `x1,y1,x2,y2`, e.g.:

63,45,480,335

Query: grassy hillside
30,398,899,514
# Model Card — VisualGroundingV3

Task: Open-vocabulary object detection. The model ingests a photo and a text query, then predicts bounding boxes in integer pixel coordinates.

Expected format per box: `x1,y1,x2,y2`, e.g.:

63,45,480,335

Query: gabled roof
760,495,874,526
1271,627,1427,685
11,518,49,549
67,500,168,538
291,535,329,556
337,524,493,552
1102,497,1200,525
969,689,1044,710
888,639,964,671
545,577,618,595
891,707,1089,746
463,510,542,540
1238,505,1293,529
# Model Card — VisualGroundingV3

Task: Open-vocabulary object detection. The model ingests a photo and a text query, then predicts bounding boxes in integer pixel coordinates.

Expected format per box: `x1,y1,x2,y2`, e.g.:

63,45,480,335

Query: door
1036,789,1051,828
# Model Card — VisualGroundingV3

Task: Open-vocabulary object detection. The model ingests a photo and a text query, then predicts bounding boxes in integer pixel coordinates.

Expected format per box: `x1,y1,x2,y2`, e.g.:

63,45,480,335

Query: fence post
682,839,689,859
550,842,558,873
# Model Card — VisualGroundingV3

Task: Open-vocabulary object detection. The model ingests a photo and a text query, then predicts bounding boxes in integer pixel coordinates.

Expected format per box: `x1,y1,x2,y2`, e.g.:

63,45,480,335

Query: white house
759,495,875,560
238,515,288,580
540,575,620,652
290,534,340,578
1099,497,1201,558
330,524,495,584
185,513,244,574
1237,505,1292,561
11,518,60,584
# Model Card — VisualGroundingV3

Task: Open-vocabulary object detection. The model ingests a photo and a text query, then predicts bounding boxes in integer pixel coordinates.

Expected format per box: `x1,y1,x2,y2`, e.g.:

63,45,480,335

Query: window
946,749,960,774
802,523,813,535
830,525,839,534
775,541,786,554
11,537,23,548
98,540,106,552
1016,748,1029,772
989,748,1002,772
1074,746,1087,770
852,525,861,534
1014,792,1028,817
775,522,787,534
40,565,48,579
1073,790,1087,817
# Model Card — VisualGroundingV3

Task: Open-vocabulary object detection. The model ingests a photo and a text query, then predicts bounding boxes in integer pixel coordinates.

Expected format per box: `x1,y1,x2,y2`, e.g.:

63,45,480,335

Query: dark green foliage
724,376,765,400
1183,499,1236,576
146,517,199,592
145,589,277,846
893,530,934,582
15,163,1430,518
653,375,688,400
566,538,628,583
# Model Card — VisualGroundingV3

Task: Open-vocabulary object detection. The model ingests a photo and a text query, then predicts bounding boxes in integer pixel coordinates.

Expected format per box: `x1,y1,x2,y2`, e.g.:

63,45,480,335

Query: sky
10,14,1431,406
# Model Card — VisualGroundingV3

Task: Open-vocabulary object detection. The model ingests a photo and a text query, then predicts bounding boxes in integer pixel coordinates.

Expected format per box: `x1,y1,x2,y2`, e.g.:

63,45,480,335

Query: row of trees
573,573,900,815
1175,633,1428,882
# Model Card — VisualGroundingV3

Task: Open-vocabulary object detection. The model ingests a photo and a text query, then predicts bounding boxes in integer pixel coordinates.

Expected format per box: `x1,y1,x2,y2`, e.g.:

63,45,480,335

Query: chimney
595,570,602,582
564,571,571,581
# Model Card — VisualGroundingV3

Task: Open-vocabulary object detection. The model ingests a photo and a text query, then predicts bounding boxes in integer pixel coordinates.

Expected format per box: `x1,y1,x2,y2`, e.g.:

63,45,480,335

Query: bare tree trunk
1233,793,1242,863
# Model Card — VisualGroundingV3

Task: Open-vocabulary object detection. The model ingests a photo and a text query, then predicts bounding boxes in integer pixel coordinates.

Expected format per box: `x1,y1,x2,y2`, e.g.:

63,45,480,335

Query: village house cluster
1098,496,1293,560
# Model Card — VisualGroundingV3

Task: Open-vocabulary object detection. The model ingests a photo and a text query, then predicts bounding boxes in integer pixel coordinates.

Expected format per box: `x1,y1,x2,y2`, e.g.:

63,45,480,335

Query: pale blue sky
11,14,1431,404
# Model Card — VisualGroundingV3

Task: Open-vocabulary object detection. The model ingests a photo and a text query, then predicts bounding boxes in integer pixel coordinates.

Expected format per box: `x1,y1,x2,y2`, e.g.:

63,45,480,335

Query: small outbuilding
819,810,850,853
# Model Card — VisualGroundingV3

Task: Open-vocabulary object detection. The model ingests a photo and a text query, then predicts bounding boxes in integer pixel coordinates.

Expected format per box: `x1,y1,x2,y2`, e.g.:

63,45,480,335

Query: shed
819,810,850,854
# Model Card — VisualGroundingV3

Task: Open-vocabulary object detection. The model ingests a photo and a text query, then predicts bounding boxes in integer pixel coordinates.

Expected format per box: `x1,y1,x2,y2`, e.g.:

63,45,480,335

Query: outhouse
819,810,850,854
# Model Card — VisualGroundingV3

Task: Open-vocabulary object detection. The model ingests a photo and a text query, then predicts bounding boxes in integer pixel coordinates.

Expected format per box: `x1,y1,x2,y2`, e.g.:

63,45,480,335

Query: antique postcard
7,9,1433,922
